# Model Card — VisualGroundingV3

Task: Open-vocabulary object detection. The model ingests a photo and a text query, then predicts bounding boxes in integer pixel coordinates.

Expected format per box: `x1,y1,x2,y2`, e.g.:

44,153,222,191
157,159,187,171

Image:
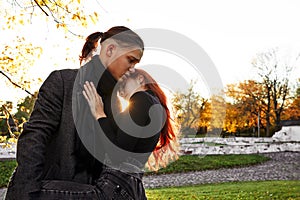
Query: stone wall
0,143,16,160
1,126,299,158
180,125,300,155
180,136,300,155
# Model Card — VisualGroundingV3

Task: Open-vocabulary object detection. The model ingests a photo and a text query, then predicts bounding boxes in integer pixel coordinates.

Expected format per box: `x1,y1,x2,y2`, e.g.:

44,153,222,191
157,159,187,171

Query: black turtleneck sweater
73,55,121,181
74,55,163,174
98,90,162,169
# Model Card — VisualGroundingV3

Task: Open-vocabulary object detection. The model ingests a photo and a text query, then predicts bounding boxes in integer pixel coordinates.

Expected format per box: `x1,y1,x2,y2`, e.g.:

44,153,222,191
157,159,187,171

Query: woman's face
107,48,142,80
119,77,142,100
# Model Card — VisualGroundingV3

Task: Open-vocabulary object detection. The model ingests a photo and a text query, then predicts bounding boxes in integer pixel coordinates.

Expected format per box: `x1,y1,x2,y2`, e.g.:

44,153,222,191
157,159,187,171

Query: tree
0,36,42,96
209,94,226,135
0,101,13,136
226,80,265,135
282,79,300,120
0,92,36,137
1,0,101,91
282,95,300,120
223,102,240,133
14,92,37,126
3,0,99,36
1,0,102,110
172,80,209,136
252,48,299,136
296,80,300,96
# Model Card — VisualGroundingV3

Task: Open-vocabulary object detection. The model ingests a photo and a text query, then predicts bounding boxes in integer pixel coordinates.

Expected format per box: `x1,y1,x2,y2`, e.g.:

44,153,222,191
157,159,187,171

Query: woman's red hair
129,69,180,171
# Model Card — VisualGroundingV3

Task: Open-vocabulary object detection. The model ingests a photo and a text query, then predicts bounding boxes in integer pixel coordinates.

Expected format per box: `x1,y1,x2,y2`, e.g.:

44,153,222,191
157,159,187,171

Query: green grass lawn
146,154,270,175
0,154,269,188
1,155,298,199
0,160,16,188
146,180,300,200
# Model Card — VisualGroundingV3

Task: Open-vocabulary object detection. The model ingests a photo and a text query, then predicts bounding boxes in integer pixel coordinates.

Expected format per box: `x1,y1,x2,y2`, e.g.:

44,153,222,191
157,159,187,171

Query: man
5,26,144,199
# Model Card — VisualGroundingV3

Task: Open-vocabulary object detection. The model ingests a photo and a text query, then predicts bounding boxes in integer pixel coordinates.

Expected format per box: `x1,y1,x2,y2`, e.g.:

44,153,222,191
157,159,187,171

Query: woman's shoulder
130,90,159,105
128,91,160,112
127,90,160,118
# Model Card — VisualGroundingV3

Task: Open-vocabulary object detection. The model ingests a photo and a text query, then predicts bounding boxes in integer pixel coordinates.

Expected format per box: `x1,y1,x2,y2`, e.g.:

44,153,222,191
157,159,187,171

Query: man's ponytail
79,32,103,65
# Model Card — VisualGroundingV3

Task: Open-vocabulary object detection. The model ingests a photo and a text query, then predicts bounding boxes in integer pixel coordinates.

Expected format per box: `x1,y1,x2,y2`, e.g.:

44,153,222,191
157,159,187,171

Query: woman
85,68,179,199
38,69,179,199
79,32,103,66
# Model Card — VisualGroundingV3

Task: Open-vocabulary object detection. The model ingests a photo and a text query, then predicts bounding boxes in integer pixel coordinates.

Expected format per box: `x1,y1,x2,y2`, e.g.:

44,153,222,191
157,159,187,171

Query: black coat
5,56,119,200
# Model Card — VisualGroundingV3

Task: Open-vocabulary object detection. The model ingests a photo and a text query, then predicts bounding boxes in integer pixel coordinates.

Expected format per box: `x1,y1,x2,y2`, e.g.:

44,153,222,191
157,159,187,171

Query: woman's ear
138,75,145,85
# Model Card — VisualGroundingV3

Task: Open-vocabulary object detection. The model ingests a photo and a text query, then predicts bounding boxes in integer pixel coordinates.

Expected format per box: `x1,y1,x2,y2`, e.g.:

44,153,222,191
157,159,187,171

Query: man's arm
15,70,63,194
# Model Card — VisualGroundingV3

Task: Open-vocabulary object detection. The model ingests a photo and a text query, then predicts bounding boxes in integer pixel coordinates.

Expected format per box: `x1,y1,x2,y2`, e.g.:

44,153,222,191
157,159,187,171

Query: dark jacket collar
89,55,117,96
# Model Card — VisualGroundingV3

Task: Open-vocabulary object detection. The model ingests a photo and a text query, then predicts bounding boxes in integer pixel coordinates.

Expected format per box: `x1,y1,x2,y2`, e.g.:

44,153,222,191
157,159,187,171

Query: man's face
107,48,142,80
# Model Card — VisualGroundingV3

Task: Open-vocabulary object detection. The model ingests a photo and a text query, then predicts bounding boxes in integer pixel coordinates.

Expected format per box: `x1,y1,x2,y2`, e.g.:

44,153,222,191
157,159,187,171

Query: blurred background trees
0,1,299,139
172,81,210,136
0,0,100,138
172,48,299,138
2,0,99,34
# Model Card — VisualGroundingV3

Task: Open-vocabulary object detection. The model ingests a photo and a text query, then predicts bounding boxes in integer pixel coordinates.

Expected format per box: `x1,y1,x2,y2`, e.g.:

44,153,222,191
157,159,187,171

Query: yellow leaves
56,23,66,29
2,0,100,33
0,136,7,143
20,106,26,112
56,23,69,33
4,14,30,30
0,136,17,148
8,137,17,144
35,0,51,7
89,12,99,24
1,36,43,91
36,0,44,6
89,15,97,24
55,1,64,8
7,16,16,23
0,56,14,62
72,14,78,20
1,143,12,148
26,48,31,54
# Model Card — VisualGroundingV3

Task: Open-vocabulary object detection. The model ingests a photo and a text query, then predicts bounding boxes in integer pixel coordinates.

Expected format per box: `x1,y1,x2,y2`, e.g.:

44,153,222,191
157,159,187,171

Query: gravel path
143,152,300,188
1,152,299,199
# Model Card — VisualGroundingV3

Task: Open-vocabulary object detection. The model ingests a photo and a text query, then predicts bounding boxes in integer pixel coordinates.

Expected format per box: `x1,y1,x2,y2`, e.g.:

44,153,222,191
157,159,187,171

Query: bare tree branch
33,0,49,16
0,70,35,97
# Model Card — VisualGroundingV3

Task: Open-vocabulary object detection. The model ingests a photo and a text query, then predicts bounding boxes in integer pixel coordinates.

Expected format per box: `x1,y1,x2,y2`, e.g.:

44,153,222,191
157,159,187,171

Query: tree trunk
266,85,271,137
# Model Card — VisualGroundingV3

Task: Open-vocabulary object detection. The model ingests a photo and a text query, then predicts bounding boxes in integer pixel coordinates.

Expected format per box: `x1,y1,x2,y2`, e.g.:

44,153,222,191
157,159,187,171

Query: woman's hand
83,81,107,119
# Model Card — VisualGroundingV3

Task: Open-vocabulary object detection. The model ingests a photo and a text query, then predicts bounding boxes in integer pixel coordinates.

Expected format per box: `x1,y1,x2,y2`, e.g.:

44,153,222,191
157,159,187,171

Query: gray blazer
5,56,118,200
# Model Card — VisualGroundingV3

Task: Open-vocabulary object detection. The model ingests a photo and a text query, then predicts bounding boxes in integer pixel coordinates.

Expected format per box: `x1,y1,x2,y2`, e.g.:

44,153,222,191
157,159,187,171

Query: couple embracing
5,26,179,200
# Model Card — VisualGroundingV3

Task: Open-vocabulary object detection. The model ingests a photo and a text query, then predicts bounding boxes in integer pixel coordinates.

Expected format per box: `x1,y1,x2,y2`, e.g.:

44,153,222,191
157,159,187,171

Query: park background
0,0,300,199
1,0,300,138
